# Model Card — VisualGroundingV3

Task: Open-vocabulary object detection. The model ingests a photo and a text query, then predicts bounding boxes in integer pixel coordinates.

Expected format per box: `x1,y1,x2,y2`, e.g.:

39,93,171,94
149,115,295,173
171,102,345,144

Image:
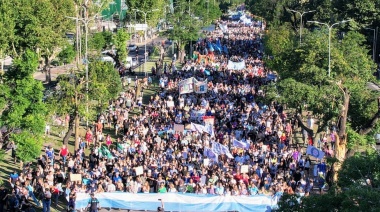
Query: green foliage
58,45,76,64
13,132,44,162
1,50,46,135
113,29,130,63
265,25,377,139
126,0,166,27
3,0,75,58
338,150,380,188
89,31,114,51
276,151,380,211
0,50,46,162
89,32,107,51
334,0,380,29
191,0,222,24
88,61,122,111
151,45,160,56
274,193,302,212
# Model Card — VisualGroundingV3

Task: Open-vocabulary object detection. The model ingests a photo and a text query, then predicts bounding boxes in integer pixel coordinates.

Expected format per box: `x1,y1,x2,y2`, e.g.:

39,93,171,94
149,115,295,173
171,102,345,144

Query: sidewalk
33,64,75,82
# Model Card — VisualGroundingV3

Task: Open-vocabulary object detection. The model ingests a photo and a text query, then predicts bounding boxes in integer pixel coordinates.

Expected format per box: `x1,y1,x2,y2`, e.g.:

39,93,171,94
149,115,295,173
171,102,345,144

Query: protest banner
194,79,208,94
227,60,245,70
178,77,194,94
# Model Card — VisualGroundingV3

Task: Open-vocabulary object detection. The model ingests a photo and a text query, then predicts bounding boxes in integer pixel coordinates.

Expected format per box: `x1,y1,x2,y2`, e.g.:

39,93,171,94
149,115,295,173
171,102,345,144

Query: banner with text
179,77,194,94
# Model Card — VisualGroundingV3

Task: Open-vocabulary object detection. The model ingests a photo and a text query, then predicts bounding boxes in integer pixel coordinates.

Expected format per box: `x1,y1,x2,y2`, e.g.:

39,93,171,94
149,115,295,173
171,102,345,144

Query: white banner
178,77,194,94
227,60,245,70
72,192,275,211
194,78,208,94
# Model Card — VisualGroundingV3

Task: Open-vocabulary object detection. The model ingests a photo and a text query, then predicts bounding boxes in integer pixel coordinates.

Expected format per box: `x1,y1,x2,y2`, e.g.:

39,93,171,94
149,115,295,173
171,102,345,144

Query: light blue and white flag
233,139,250,149
306,145,325,160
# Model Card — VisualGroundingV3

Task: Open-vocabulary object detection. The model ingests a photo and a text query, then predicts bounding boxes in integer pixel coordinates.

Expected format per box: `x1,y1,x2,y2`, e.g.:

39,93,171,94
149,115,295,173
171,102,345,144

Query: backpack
10,196,19,208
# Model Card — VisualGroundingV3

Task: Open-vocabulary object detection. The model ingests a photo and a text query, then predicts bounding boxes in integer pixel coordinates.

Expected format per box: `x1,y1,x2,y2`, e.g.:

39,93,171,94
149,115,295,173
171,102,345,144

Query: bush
57,45,76,65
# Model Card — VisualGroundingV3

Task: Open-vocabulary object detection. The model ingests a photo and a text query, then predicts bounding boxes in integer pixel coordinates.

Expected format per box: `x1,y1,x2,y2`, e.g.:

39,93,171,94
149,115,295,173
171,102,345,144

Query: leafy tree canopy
264,24,377,145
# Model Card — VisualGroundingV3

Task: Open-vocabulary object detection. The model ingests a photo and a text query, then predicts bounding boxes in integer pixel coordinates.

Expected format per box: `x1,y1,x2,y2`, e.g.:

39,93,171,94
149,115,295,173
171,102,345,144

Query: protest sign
178,77,194,94
70,174,82,182
135,166,143,176
194,79,208,94
241,165,249,173
174,124,185,132
203,158,210,166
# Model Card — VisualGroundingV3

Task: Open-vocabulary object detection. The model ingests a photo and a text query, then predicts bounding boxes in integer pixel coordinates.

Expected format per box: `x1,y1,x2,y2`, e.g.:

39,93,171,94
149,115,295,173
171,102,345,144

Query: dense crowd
0,9,335,212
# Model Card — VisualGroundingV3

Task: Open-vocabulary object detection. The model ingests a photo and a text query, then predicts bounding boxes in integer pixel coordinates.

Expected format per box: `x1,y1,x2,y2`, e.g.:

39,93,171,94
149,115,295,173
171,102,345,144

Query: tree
126,0,166,27
46,71,86,149
163,9,202,62
58,45,76,65
88,61,122,112
265,24,377,180
113,29,130,65
46,60,122,149
0,50,46,162
4,0,75,83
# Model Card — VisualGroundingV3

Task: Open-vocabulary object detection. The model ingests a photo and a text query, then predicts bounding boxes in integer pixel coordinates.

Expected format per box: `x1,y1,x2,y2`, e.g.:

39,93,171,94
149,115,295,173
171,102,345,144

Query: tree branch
296,113,314,136
359,97,380,135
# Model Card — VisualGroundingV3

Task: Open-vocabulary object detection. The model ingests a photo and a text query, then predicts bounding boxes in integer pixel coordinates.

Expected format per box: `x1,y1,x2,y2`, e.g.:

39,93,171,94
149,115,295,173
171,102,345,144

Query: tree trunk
63,113,75,145
74,111,80,150
44,56,51,83
333,88,350,182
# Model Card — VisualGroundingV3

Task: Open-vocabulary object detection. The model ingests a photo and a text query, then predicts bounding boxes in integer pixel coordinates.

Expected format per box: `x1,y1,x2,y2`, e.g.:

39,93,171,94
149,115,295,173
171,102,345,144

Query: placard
135,166,143,176
174,124,185,132
203,158,210,166
167,101,174,108
241,165,249,174
70,174,82,182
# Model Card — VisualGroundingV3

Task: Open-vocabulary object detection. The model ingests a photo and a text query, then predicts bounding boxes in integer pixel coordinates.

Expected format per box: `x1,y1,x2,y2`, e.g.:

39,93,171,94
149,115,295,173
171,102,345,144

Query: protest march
1,6,336,212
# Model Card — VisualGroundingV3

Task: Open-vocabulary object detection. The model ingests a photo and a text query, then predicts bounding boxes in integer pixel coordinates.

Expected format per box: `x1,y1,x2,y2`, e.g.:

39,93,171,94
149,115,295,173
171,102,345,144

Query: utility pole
287,9,315,45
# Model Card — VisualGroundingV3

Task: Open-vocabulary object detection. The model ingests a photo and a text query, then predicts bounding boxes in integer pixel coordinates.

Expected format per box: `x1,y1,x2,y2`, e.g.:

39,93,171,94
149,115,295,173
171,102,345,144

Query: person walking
42,186,52,212
87,193,100,212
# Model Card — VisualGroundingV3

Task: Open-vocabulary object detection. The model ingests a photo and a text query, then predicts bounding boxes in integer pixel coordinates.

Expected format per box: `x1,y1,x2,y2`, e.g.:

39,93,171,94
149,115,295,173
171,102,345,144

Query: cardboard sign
240,165,249,174
135,166,143,176
174,124,185,132
167,100,174,108
70,174,82,182
203,158,210,166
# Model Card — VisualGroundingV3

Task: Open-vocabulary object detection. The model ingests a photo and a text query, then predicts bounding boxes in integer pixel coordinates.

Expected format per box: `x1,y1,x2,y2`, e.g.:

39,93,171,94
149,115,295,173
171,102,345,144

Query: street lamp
307,20,352,77
132,8,160,76
287,9,315,45
66,12,102,127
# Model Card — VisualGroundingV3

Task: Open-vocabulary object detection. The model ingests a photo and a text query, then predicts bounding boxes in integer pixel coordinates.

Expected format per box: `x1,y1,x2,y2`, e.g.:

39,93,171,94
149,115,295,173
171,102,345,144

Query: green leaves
265,24,377,136
113,29,130,63
88,61,122,109
0,50,46,162
13,132,44,162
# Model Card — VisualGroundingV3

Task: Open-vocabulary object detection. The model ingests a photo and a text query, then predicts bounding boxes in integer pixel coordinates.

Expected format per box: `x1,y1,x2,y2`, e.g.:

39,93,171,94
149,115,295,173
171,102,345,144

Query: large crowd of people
0,8,335,212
